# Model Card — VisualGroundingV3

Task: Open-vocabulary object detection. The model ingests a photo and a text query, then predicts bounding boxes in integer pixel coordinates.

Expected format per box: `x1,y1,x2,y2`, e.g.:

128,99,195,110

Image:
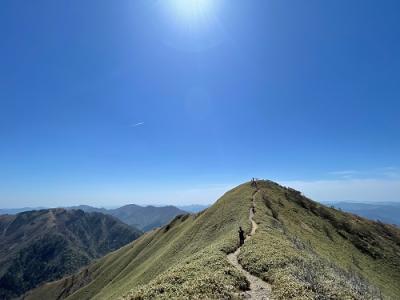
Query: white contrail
131,122,144,127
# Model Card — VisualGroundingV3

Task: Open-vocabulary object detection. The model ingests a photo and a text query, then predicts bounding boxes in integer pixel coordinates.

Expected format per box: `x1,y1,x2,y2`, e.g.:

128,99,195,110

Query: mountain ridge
24,180,400,299
0,208,142,299
1,204,188,232
96,204,187,231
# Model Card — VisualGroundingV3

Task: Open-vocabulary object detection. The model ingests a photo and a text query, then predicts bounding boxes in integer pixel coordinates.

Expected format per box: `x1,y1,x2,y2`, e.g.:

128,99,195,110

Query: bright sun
168,0,215,24
159,0,223,51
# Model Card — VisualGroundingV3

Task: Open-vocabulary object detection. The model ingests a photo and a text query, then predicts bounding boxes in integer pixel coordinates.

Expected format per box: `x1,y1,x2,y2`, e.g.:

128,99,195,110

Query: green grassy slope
25,181,400,299
239,181,400,299
24,183,254,300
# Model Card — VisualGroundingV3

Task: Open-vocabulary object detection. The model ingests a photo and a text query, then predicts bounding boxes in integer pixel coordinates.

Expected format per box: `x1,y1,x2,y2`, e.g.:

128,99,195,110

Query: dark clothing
239,227,245,246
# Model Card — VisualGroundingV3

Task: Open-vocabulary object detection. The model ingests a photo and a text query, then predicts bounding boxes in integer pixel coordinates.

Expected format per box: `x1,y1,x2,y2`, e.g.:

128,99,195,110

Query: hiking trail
227,189,271,299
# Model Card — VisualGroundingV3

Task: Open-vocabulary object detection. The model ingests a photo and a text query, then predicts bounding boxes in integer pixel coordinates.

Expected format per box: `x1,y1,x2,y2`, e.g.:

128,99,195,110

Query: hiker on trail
238,226,245,246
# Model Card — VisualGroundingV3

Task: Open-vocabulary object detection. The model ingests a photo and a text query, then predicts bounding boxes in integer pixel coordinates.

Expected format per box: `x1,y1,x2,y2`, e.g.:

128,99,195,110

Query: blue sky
1,0,399,208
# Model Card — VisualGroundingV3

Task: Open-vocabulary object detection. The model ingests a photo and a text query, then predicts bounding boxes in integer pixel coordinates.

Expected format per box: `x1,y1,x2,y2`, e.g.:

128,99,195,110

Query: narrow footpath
227,190,271,299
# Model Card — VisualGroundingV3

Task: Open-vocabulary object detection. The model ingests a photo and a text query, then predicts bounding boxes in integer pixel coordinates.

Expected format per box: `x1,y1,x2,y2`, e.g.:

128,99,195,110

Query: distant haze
1,178,399,209
283,179,400,204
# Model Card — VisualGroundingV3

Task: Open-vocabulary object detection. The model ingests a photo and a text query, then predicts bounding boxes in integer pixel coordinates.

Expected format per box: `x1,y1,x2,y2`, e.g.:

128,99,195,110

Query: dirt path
227,190,271,299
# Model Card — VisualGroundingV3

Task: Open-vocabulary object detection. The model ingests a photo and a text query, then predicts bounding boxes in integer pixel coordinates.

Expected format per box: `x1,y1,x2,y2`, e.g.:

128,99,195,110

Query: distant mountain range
0,207,46,215
327,202,400,226
25,181,400,299
177,204,209,213
1,204,188,232
0,208,142,299
69,204,188,231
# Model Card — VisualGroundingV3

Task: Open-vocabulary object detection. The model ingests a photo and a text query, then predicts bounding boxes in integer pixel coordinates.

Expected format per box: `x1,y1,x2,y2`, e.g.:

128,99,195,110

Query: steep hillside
0,209,142,299
25,181,400,299
69,204,187,231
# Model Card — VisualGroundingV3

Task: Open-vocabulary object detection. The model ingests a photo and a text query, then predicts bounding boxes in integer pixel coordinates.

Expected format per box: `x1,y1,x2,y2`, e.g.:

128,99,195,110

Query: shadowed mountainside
0,209,142,299
25,181,400,299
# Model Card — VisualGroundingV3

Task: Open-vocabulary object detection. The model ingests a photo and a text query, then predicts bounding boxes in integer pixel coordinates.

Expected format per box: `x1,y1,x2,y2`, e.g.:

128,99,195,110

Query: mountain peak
24,180,400,299
0,208,142,299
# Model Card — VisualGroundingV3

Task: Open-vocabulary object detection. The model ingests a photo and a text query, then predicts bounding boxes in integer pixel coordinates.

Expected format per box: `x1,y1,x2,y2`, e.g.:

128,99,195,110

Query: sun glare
158,0,224,51
167,0,216,24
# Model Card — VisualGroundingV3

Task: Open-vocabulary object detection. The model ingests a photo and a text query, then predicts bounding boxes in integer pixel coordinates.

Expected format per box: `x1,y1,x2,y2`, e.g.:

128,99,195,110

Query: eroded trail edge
227,190,271,299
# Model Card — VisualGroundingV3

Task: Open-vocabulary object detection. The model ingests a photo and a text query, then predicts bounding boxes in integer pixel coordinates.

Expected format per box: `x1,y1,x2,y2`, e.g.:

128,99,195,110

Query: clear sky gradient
1,0,399,208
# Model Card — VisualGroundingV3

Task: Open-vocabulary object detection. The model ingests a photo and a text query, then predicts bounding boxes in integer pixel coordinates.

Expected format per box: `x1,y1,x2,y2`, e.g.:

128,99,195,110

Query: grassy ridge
25,181,400,299
25,184,254,300
239,181,400,299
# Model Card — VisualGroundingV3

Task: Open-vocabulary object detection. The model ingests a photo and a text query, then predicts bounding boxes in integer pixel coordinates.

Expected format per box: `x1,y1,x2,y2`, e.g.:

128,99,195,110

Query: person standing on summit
251,178,257,188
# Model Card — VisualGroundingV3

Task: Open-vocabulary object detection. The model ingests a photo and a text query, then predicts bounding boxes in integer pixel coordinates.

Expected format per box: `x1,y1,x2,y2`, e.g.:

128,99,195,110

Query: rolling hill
0,209,142,299
24,181,400,299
